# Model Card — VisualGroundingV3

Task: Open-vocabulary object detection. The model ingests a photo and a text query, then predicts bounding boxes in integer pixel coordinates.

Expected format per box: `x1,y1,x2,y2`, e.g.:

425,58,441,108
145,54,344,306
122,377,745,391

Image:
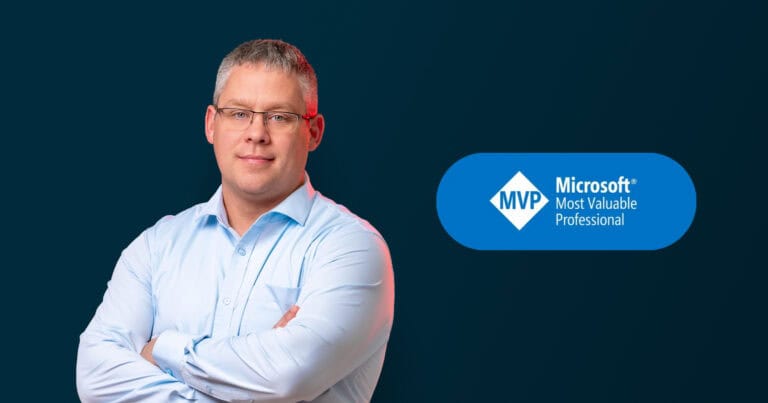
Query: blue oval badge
436,153,696,250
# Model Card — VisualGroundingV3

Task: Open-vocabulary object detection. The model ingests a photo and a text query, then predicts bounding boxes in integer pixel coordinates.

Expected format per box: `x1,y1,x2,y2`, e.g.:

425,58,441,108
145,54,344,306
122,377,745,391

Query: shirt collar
195,173,316,227
271,174,316,226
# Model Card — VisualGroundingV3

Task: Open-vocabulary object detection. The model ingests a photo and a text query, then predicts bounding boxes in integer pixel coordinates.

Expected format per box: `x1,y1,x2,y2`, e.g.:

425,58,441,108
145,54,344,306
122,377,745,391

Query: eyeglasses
214,107,315,133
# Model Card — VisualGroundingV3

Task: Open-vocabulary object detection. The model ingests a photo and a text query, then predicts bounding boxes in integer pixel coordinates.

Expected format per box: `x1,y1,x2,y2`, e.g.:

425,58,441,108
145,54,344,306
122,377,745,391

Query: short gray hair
213,39,318,115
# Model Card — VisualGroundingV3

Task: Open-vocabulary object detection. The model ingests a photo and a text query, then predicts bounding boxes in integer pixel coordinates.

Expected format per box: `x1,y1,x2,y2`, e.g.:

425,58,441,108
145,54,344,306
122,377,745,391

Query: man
77,39,395,403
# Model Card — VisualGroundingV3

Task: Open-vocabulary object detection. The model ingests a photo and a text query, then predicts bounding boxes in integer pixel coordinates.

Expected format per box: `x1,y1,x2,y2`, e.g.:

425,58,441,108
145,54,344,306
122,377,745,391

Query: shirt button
223,297,231,305
237,248,246,256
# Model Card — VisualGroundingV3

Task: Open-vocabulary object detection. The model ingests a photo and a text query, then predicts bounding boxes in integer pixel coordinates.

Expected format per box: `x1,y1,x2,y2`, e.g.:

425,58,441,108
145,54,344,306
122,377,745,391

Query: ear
205,105,217,144
308,113,325,151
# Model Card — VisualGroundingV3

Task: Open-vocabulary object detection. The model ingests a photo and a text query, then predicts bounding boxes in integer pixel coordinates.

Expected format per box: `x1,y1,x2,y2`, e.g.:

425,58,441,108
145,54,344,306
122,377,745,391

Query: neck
221,181,304,236
222,194,274,236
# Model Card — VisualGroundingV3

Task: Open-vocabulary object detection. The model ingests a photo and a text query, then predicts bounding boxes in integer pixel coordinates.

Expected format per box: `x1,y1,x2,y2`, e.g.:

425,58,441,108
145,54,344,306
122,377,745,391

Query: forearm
153,277,392,402
77,229,221,403
151,229,394,402
77,326,220,403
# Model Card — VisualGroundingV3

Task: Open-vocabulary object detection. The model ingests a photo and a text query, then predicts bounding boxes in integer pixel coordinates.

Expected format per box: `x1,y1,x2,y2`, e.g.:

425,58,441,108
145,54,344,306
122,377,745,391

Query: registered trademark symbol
631,178,638,184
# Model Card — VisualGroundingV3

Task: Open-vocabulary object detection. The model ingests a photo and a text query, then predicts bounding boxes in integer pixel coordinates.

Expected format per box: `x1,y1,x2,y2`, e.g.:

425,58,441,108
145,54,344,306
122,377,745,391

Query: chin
239,184,273,198
236,175,273,191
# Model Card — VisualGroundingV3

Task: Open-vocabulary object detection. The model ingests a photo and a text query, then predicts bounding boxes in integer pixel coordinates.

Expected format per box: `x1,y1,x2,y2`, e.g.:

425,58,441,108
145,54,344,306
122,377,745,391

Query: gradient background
4,1,766,401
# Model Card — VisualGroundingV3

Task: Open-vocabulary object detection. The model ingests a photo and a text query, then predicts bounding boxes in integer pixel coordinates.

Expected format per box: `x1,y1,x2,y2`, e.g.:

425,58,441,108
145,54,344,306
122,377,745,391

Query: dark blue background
4,1,765,401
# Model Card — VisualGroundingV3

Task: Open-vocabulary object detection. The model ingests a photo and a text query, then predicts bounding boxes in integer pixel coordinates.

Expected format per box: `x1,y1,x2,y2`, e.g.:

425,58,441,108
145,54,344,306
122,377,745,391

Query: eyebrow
221,98,302,113
221,98,255,108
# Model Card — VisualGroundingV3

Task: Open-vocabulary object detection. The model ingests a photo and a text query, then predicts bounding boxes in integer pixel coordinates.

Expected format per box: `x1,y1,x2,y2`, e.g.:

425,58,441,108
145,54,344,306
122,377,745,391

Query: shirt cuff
152,330,192,381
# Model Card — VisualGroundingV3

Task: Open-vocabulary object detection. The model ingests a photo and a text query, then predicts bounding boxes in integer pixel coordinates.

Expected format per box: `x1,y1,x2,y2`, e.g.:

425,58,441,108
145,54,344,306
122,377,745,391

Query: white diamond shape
490,171,549,230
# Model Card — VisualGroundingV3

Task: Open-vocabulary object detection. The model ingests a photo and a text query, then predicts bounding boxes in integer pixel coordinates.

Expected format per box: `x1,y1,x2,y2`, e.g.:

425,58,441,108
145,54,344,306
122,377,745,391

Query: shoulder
304,192,391,269
141,201,211,246
308,191,387,245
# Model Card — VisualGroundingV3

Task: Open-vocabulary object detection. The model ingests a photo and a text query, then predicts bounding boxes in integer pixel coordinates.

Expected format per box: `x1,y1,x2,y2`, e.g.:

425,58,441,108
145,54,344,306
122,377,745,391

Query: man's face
205,63,323,209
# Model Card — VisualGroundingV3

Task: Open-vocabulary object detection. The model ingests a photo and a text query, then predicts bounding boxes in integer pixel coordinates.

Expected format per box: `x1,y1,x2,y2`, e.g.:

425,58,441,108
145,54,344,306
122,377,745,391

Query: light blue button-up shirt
77,176,395,402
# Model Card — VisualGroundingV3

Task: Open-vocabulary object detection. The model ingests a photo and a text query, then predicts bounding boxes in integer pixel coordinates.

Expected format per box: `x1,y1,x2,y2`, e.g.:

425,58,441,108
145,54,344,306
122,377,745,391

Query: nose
245,113,270,144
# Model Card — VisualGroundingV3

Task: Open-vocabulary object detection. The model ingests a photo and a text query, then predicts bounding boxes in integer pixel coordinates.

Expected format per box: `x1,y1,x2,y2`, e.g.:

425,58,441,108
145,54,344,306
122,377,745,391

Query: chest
150,223,310,337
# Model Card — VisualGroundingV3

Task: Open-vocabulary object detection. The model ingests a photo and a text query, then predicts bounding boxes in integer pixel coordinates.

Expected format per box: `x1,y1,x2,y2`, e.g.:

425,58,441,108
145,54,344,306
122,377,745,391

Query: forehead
219,63,305,108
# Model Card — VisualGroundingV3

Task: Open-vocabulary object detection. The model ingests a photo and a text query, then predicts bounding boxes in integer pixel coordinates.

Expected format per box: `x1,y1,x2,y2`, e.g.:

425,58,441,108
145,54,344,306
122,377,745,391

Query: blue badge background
437,153,696,250
2,1,764,401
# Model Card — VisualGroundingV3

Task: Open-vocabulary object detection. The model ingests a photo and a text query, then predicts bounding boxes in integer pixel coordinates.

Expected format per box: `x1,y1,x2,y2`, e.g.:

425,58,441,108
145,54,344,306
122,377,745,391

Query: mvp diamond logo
490,171,549,230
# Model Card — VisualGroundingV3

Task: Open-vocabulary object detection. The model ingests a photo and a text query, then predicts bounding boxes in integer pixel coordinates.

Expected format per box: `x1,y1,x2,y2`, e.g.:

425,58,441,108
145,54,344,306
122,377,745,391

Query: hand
273,305,300,329
141,337,158,366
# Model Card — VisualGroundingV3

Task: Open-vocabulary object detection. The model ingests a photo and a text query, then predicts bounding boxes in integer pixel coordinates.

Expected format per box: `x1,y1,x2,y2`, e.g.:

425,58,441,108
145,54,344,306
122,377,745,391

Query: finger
273,305,300,329
140,338,158,365
273,307,294,328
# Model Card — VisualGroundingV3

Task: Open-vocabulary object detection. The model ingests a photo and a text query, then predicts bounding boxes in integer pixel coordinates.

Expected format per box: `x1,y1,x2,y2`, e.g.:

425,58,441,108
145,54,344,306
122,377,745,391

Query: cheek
211,143,226,171
211,137,234,167
278,136,307,156
292,140,311,160
213,134,237,152
294,131,312,151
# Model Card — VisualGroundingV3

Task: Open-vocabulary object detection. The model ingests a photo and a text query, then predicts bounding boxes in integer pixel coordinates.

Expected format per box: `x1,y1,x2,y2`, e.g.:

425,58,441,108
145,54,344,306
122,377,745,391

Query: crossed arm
77,229,394,402
140,306,300,366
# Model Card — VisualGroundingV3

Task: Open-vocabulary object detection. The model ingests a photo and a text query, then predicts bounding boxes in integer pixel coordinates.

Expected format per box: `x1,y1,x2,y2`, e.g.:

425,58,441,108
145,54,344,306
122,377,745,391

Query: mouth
238,154,275,165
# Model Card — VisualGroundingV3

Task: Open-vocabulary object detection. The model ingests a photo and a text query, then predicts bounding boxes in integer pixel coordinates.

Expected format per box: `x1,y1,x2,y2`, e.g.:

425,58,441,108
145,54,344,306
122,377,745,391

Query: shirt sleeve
152,228,395,402
76,229,220,403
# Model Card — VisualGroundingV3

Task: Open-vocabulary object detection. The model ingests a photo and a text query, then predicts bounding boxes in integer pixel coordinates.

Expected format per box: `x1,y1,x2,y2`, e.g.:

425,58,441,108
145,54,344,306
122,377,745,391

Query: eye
231,110,251,120
267,112,297,125
222,109,250,120
268,112,289,122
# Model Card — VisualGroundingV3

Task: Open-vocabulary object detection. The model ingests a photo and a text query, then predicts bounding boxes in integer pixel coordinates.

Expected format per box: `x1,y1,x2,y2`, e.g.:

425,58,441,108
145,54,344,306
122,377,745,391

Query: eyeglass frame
213,106,317,132
212,105,319,130
212,105,319,122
